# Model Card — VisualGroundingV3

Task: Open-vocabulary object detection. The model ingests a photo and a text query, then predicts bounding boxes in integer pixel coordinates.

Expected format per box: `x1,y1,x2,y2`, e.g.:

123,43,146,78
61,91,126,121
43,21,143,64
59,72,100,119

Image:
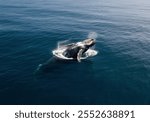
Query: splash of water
87,32,98,39
57,40,70,49
87,32,98,49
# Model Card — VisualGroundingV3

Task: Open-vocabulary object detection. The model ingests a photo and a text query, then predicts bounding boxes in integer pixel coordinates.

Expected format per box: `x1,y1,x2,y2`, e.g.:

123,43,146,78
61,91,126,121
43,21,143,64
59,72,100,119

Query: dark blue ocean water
0,0,150,104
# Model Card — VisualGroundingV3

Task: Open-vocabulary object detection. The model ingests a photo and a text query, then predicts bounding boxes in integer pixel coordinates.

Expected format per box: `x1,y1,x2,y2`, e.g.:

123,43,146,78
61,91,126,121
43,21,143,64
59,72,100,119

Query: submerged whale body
53,38,98,62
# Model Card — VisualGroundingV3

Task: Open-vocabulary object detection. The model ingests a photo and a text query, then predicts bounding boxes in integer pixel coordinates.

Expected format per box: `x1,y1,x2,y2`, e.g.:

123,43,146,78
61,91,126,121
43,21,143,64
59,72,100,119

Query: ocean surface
0,0,150,105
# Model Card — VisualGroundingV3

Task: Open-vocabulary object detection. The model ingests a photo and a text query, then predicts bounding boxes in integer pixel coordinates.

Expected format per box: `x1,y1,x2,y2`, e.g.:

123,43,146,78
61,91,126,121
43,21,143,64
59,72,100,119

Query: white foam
57,40,70,49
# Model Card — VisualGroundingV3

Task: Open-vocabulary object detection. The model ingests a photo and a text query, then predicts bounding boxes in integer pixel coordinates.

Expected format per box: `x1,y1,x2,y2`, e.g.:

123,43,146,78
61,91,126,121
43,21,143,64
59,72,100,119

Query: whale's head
83,38,95,48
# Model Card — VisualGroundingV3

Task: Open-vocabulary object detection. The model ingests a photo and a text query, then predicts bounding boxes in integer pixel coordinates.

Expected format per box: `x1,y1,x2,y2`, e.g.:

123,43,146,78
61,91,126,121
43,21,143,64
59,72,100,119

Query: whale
52,38,98,62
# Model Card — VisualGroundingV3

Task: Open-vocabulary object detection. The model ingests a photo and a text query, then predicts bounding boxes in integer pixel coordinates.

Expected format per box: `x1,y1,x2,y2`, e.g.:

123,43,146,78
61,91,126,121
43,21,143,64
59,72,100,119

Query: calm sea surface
0,0,150,104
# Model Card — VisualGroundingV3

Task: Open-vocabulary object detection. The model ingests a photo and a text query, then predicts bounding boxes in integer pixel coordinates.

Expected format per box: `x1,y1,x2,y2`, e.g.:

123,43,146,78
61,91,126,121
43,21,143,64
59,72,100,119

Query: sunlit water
0,0,150,104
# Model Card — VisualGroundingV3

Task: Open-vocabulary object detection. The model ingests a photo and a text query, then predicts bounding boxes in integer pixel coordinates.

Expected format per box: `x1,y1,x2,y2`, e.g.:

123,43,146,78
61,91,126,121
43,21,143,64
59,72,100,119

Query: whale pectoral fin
77,49,83,62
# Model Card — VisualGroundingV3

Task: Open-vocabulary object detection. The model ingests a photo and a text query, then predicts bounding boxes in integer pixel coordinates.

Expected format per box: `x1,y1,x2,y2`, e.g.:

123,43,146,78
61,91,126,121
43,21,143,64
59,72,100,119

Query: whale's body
52,39,98,61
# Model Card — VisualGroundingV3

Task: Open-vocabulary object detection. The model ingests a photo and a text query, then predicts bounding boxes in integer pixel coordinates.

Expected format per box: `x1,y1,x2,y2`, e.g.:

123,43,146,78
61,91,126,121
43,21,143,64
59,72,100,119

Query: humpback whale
63,39,95,62
53,38,97,62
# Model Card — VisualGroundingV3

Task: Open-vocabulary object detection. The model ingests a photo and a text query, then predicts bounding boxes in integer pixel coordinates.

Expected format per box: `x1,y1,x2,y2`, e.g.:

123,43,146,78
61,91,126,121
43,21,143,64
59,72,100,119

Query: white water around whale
57,40,70,49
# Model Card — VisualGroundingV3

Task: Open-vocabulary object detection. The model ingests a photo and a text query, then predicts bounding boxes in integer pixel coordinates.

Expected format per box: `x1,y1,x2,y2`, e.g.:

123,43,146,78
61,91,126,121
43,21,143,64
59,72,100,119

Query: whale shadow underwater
35,56,94,75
